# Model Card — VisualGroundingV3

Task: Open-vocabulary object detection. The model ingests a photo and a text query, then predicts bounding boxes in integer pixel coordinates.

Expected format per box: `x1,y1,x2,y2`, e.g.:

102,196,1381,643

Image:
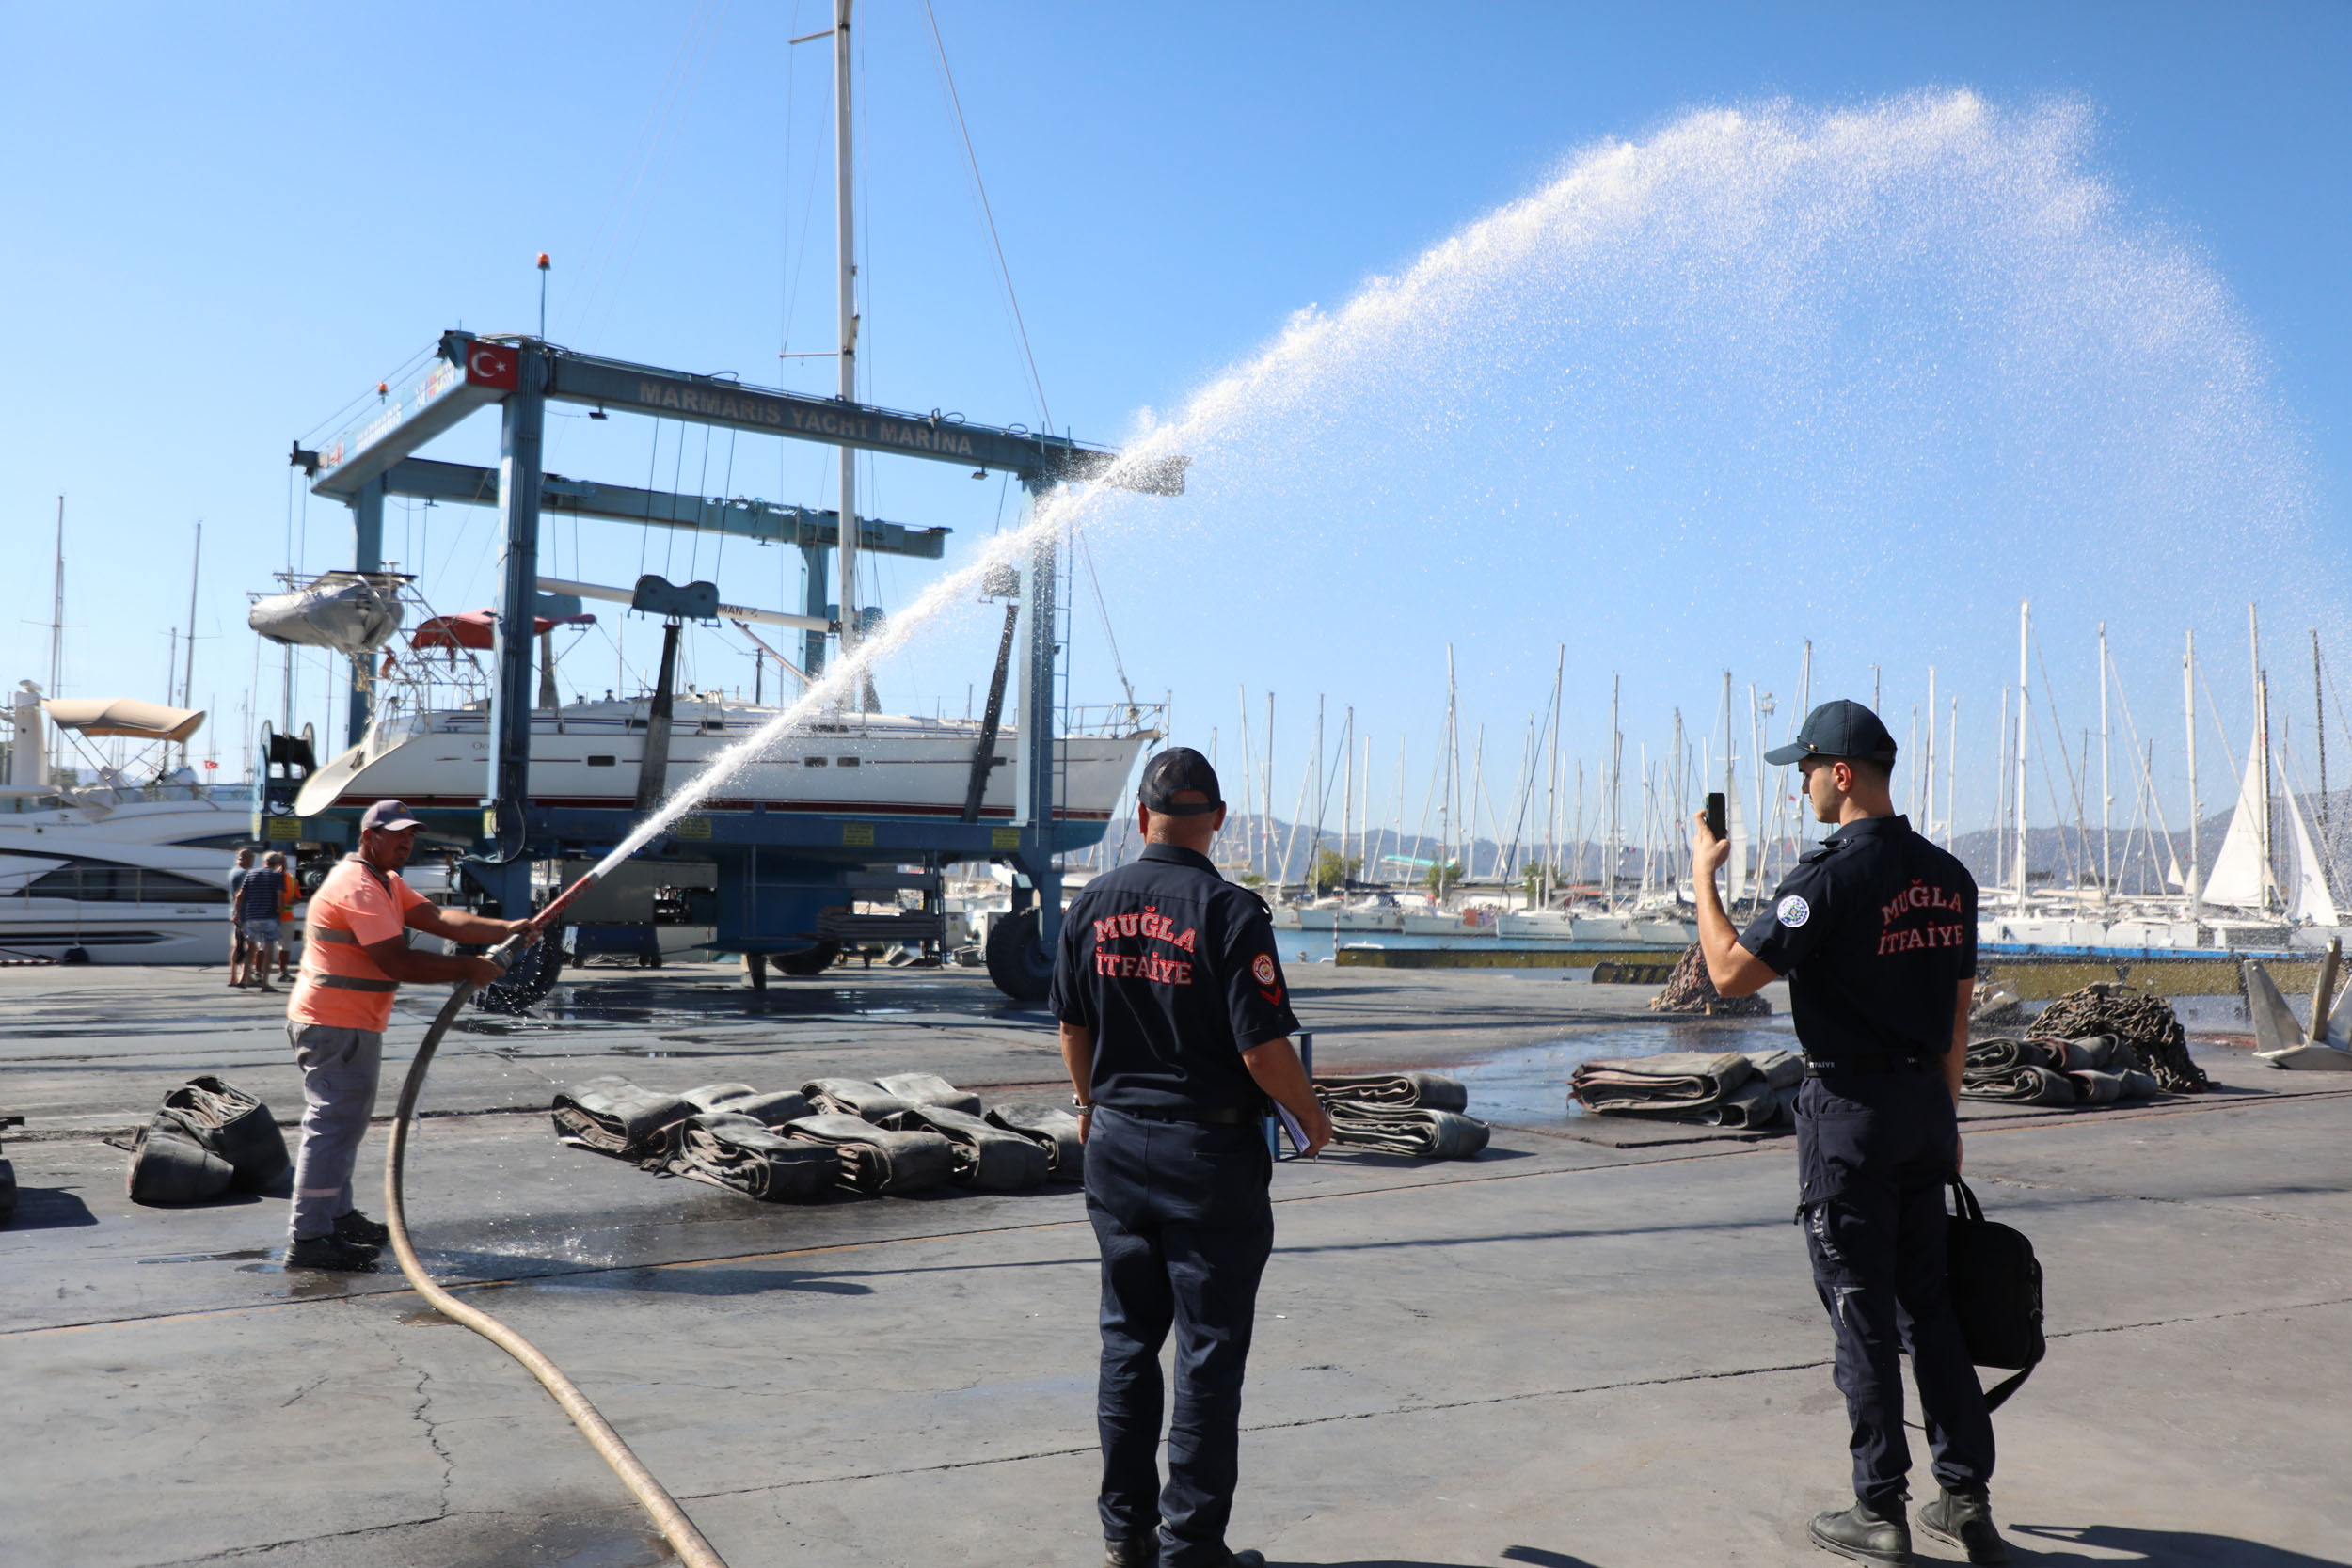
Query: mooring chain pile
2026,983,2209,1094
1648,942,1772,1017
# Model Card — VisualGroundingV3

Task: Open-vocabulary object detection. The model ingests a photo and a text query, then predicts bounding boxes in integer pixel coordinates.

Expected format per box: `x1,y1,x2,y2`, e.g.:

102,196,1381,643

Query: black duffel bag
165,1076,290,1190
1946,1177,2044,1411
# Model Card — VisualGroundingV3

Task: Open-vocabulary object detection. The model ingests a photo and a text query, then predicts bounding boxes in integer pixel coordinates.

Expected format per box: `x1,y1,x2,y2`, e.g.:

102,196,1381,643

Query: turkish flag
464,341,519,389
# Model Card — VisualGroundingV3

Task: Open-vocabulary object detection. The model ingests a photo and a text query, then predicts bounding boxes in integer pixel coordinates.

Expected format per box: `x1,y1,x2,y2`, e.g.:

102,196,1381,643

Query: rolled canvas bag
552,1077,693,1158
875,1073,984,1114
669,1113,836,1201
984,1102,1086,1182
882,1104,1050,1190
802,1079,918,1122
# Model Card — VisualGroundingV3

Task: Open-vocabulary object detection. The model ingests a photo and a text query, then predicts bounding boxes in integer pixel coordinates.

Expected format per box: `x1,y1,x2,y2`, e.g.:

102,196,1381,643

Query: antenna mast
834,0,860,664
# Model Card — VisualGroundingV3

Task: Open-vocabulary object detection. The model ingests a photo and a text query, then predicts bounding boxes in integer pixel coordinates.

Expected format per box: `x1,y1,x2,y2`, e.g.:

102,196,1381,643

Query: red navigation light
376,381,389,396
536,252,550,270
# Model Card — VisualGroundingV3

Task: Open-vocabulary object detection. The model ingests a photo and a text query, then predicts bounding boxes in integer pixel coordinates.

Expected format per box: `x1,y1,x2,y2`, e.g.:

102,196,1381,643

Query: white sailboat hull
295,699,1152,824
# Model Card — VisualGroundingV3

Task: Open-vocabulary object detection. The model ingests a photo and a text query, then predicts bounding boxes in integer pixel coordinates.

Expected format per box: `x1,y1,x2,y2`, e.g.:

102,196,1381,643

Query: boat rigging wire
569,0,728,344
920,0,1052,429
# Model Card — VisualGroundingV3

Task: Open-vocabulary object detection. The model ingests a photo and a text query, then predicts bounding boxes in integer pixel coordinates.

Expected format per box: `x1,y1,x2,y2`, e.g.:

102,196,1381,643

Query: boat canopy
43,697,205,744
410,608,595,653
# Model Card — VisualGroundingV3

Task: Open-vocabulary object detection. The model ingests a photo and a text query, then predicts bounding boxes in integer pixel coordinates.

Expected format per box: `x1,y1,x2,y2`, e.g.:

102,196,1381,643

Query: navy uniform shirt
1740,815,1977,1064
1050,844,1301,1115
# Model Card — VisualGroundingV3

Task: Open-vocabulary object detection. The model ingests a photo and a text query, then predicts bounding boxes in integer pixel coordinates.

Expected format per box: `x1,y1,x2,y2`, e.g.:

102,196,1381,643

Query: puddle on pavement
138,1248,273,1265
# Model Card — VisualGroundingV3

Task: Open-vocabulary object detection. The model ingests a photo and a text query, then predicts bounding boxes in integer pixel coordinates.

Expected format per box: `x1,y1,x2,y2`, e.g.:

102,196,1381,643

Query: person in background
226,847,254,986
234,851,290,992
277,856,302,981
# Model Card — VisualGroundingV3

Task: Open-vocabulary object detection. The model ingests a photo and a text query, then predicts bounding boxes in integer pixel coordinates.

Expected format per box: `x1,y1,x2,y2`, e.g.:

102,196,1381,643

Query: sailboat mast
2250,604,2268,907
1945,695,1957,851
2014,600,2030,911
182,521,202,768
1546,643,1563,908
834,0,860,657
1264,691,1276,879
2185,630,2202,922
1345,709,1364,888
2315,629,2329,848
2098,623,2111,896
1995,684,2010,888
1924,665,1937,843
1608,673,1622,913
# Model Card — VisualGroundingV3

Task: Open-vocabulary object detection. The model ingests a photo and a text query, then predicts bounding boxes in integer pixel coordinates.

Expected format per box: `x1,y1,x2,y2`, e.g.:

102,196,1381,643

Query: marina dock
6,962,2347,1566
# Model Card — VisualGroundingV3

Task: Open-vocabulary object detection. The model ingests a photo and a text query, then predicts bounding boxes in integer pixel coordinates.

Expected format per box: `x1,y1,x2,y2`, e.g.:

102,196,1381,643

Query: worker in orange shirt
282,800,532,1271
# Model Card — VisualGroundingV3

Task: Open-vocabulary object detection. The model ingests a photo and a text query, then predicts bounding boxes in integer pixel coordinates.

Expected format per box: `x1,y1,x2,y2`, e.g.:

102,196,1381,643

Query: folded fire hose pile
1647,942,1772,1017
1310,1071,1491,1158
1568,1048,1804,1129
2026,982,2209,1093
1961,1033,2165,1107
1960,982,2202,1106
552,1072,1086,1201
123,1075,293,1205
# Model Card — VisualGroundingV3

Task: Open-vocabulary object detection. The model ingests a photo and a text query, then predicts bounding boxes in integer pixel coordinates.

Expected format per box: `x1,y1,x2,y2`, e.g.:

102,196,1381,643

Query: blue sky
2,2,2345,846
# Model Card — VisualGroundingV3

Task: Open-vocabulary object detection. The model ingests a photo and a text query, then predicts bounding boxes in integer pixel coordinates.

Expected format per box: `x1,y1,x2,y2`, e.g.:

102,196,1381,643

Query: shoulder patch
1252,952,1278,987
1776,895,1812,928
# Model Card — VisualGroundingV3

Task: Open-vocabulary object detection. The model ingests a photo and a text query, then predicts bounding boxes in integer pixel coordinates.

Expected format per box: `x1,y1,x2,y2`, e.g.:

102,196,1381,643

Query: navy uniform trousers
1085,1104,1274,1564
1796,1070,1996,1507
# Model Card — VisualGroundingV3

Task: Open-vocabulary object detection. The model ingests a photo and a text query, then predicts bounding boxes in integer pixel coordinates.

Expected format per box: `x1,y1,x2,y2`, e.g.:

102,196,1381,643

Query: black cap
1138,747,1224,816
1763,699,1899,767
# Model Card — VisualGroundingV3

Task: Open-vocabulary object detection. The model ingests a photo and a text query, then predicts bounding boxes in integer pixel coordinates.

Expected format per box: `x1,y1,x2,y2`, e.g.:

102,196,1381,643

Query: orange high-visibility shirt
286,858,432,1032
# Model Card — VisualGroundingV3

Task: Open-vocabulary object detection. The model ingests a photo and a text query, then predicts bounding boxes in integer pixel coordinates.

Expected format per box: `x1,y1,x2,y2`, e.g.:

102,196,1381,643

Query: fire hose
380,873,730,1568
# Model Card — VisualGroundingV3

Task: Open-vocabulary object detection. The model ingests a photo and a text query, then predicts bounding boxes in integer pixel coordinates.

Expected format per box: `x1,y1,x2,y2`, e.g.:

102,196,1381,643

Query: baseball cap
1138,747,1224,816
359,799,424,833
1762,700,1899,767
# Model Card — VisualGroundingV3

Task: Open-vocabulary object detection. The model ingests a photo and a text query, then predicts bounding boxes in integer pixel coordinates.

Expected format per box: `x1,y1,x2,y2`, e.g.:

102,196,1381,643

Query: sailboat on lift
282,1,1158,830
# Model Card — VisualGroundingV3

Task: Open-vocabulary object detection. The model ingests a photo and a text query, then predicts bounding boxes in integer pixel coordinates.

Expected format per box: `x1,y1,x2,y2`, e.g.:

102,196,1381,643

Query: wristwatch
1072,1094,1092,1117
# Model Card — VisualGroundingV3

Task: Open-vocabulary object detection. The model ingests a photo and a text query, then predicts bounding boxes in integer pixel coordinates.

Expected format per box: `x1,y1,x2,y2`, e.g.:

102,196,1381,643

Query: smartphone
1705,791,1727,842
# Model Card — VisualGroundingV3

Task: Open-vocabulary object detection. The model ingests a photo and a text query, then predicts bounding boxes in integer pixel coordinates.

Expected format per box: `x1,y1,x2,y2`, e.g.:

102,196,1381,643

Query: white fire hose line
383,953,729,1568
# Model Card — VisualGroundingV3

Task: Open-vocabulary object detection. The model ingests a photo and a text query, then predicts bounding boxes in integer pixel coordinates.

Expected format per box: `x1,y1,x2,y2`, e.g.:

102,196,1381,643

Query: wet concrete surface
4,962,2349,1566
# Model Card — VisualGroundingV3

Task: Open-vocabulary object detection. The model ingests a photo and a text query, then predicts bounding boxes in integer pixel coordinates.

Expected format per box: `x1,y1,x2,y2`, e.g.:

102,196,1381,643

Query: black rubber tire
775,942,841,977
471,927,567,1014
985,906,1054,1003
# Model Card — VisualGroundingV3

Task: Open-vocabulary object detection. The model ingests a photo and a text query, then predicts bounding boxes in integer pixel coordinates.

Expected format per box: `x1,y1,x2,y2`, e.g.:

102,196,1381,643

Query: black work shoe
1919,1488,2010,1564
1809,1497,1913,1567
1103,1536,1155,1568
335,1209,392,1246
285,1235,380,1272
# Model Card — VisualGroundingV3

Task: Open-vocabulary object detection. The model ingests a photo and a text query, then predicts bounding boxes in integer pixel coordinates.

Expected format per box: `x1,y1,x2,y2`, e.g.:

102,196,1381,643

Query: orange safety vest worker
286,858,434,1034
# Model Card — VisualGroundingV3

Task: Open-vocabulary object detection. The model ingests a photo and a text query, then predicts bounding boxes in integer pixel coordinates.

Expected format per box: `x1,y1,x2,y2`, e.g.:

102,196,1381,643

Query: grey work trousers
286,1022,384,1241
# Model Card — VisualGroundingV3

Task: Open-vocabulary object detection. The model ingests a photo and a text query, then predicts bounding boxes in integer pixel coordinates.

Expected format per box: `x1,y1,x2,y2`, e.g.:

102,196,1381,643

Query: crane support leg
347,474,386,748
1014,479,1063,950
478,348,548,919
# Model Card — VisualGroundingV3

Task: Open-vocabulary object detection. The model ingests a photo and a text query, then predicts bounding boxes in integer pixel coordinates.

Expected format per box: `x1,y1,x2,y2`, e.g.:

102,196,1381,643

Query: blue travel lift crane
284,332,1184,1000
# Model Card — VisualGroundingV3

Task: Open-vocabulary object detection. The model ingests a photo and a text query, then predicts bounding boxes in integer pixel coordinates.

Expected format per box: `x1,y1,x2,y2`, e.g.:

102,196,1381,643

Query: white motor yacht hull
0,839,241,964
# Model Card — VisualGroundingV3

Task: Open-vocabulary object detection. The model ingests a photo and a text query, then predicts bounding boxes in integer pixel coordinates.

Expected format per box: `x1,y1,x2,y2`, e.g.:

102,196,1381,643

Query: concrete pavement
4,961,2346,1566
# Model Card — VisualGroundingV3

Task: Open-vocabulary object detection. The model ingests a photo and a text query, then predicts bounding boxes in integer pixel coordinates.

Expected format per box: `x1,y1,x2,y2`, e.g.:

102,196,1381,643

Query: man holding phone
1690,701,2007,1566
1052,747,1332,1568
